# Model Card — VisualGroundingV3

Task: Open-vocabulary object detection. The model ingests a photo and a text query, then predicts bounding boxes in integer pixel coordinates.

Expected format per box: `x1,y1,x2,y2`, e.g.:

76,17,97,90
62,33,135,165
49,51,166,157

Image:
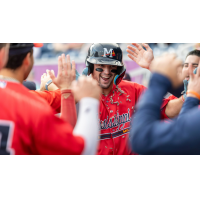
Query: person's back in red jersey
0,81,84,154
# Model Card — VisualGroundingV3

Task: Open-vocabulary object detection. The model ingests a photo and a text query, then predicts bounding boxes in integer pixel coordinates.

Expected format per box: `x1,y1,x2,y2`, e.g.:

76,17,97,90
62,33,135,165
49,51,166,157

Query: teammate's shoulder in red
167,94,177,100
3,81,52,113
118,80,147,90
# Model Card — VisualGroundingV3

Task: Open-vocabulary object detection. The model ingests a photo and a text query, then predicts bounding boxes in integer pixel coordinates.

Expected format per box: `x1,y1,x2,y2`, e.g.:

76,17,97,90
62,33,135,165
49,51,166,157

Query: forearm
73,98,100,155
60,89,77,128
165,97,184,118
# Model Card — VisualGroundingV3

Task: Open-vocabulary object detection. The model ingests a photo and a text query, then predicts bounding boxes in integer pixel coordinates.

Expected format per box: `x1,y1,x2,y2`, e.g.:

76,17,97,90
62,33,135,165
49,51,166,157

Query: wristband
61,89,72,99
45,80,53,91
61,89,72,94
186,90,200,100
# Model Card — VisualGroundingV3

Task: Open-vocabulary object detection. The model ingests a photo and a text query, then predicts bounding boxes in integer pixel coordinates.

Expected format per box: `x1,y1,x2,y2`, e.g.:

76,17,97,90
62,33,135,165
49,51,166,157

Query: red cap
33,43,43,47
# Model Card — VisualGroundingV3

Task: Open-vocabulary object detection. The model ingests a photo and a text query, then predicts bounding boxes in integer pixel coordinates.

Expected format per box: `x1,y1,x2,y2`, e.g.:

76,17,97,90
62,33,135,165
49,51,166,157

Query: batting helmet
85,43,126,85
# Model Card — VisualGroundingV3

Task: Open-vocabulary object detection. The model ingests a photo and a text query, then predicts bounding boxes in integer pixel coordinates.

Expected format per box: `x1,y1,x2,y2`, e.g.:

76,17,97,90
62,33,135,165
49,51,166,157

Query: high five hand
49,54,76,90
127,43,154,70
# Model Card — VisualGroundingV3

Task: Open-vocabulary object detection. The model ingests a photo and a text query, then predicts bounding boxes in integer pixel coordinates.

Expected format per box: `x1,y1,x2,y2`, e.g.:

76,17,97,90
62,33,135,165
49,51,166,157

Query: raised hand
187,60,200,98
39,70,55,91
150,54,183,88
127,43,154,70
71,76,102,102
49,54,76,90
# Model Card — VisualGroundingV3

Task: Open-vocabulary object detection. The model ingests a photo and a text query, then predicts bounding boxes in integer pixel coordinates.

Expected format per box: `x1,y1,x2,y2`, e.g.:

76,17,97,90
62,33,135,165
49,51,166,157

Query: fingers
48,70,56,83
188,64,195,80
46,69,54,76
61,54,68,74
131,43,143,51
142,43,152,51
197,59,200,76
127,45,139,55
66,54,71,74
71,60,76,81
126,49,138,58
196,67,200,77
196,58,200,76
127,54,137,62
51,70,55,75
57,56,62,76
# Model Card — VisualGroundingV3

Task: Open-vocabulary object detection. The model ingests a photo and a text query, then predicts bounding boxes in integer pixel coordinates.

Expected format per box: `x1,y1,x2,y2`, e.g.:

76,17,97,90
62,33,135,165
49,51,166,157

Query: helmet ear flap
113,66,126,85
86,60,94,75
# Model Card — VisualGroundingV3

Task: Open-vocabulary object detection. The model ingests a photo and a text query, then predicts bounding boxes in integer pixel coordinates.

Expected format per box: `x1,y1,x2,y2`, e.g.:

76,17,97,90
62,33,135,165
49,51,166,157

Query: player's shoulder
164,93,178,100
4,81,52,113
118,80,146,90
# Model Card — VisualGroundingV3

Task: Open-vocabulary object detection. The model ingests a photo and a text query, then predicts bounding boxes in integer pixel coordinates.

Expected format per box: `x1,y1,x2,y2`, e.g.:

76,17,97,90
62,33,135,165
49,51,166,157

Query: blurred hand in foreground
150,54,183,88
187,60,200,97
71,76,102,102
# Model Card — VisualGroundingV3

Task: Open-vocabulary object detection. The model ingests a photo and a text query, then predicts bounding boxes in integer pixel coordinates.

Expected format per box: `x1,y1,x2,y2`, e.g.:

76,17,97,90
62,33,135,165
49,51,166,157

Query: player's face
92,64,117,89
182,55,200,81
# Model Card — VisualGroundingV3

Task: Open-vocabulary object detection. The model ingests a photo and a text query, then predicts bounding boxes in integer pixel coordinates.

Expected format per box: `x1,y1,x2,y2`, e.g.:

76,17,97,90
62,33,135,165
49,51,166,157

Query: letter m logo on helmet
103,48,115,58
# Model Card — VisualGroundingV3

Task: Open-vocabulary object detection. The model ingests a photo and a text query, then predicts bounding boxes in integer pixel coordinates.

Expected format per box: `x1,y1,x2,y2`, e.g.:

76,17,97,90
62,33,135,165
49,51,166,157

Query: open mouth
100,76,111,83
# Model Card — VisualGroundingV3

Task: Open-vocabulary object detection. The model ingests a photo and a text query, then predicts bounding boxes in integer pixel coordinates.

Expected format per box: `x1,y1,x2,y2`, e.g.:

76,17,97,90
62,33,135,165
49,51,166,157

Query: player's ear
23,52,31,68
0,45,9,70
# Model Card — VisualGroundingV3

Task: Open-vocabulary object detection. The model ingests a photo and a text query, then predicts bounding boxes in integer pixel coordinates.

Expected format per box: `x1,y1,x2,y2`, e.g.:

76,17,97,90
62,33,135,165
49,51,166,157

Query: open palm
49,54,76,90
127,43,154,70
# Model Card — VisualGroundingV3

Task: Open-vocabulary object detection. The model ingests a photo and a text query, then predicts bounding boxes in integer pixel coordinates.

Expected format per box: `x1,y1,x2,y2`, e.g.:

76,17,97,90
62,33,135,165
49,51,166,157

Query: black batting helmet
85,43,126,85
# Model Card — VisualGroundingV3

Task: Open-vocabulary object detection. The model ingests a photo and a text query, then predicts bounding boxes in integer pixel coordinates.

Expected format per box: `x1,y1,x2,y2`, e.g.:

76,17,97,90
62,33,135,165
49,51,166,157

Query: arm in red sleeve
160,95,182,119
30,89,61,113
60,89,77,128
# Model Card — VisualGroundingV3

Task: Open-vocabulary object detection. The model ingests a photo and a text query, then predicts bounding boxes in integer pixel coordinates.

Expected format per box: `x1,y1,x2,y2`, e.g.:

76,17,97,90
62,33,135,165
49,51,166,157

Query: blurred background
29,43,200,89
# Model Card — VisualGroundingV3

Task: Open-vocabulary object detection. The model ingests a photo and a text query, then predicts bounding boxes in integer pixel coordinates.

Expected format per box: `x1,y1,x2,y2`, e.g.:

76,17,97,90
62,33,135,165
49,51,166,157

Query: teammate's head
0,43,10,70
85,43,125,91
182,50,200,81
5,49,34,80
4,43,42,81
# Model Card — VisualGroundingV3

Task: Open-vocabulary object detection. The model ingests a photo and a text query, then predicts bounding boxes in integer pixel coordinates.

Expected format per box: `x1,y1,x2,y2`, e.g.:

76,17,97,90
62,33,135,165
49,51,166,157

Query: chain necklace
0,75,19,83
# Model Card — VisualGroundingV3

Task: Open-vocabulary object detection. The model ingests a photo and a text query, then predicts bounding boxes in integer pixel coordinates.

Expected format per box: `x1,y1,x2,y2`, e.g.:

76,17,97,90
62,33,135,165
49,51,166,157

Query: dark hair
5,49,33,70
0,43,7,50
186,49,200,59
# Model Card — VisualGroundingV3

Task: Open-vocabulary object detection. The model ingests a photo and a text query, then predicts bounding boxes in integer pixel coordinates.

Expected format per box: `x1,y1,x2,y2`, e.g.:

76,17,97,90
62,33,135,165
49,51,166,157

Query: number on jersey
0,120,14,155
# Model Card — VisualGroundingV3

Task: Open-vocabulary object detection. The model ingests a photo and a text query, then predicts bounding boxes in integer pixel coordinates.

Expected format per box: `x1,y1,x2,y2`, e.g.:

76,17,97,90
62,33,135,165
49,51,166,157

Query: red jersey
0,80,84,155
98,80,146,155
160,94,177,119
29,80,170,155
30,89,61,113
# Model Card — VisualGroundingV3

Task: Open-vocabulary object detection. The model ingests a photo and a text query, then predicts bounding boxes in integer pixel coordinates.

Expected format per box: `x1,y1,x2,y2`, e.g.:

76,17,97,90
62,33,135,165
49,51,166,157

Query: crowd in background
33,43,199,62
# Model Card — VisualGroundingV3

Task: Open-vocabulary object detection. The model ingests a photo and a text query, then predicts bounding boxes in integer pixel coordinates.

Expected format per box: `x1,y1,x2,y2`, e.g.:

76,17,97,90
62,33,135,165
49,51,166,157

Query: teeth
101,76,110,79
